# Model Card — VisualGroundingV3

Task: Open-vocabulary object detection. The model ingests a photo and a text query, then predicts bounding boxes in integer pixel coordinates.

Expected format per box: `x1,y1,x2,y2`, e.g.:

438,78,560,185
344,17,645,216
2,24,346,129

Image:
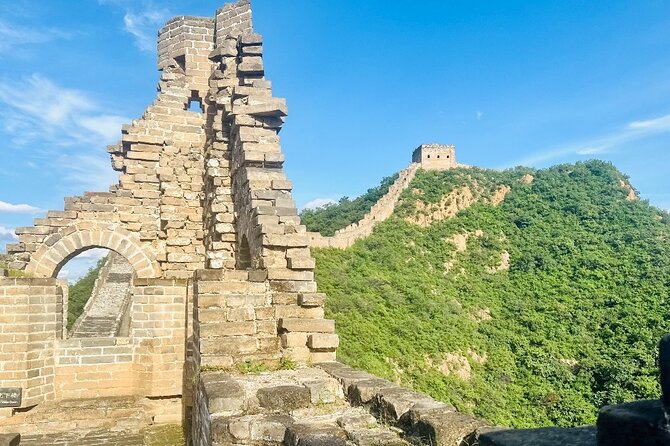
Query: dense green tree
311,160,670,428
300,174,399,236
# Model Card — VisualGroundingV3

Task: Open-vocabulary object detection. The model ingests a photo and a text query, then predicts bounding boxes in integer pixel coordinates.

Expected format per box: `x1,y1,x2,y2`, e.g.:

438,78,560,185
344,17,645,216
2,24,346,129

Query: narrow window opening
187,91,203,113
174,55,186,72
237,236,252,270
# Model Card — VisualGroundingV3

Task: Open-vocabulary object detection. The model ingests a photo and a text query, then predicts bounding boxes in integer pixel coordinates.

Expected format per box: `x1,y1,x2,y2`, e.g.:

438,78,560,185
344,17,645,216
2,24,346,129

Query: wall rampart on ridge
307,163,419,249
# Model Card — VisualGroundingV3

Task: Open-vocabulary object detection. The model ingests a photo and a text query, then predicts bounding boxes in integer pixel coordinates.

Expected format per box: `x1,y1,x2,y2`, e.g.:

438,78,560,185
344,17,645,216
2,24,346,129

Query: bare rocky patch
490,185,511,205
619,179,638,201
407,185,476,227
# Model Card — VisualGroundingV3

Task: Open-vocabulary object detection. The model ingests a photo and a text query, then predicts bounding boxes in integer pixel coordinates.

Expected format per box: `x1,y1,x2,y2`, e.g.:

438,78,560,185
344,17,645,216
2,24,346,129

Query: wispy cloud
0,201,40,213
0,74,125,192
508,113,670,167
0,226,17,242
57,154,118,192
99,0,169,53
303,198,338,211
629,115,670,130
0,19,71,54
0,74,129,147
57,247,108,282
124,10,168,52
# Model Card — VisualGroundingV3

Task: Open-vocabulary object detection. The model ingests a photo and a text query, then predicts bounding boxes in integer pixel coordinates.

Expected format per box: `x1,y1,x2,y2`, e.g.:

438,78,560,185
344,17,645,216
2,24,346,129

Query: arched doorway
58,249,134,338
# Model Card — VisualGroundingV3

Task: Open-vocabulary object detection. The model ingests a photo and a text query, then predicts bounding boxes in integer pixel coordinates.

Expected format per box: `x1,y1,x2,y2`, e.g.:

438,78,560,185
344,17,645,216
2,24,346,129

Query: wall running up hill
307,163,419,248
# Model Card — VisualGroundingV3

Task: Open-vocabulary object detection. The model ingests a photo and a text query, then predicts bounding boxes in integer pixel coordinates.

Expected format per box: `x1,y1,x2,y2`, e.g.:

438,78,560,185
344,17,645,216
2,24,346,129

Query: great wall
0,2,668,445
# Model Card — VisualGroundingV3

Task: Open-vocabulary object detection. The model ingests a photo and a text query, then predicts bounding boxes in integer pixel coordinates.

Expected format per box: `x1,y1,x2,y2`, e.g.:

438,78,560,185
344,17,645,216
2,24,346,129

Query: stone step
211,409,410,446
0,397,150,437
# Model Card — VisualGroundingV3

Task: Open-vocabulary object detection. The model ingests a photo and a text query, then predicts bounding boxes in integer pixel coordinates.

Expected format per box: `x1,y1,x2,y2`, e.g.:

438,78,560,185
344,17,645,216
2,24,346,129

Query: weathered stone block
347,378,394,405
256,385,311,411
477,426,596,446
239,33,262,46
203,378,245,414
302,378,341,404
596,400,670,446
405,405,487,446
281,333,308,348
279,318,335,334
0,433,20,446
250,414,294,442
374,387,439,423
288,257,316,270
285,423,349,446
299,293,326,308
307,334,339,351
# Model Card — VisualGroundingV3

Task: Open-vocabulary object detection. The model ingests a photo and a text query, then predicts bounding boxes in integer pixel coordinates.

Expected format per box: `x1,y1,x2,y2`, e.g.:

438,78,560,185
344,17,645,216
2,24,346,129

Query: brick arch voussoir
25,227,160,279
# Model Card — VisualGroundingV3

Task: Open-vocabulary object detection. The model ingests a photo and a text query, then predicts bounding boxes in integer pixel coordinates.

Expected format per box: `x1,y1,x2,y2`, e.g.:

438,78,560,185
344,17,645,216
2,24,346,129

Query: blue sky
0,0,669,279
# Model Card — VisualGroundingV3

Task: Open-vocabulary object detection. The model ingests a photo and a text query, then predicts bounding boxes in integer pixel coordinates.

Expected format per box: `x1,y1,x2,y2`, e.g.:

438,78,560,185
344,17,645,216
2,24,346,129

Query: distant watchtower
412,144,457,170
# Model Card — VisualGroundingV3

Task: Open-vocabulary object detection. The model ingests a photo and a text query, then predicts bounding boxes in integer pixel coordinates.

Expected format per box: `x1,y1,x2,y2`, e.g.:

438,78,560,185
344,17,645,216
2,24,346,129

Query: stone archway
25,225,161,279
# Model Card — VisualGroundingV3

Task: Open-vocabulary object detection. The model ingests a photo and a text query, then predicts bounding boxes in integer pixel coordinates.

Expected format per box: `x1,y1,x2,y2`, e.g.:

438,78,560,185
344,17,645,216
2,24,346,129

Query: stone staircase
0,396,150,437
70,253,133,338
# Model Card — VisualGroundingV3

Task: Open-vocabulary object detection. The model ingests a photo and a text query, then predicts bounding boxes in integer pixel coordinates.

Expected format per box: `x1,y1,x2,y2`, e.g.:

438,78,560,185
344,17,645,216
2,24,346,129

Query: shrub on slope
314,160,670,428
300,173,399,236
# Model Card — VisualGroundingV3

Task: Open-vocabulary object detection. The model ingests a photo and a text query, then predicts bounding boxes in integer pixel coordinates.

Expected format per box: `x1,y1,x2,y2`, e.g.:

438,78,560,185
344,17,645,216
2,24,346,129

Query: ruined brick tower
0,0,337,412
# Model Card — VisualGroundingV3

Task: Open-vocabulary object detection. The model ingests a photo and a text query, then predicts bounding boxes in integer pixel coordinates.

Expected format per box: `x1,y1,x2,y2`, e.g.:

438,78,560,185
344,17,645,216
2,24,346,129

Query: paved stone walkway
22,425,184,446
22,430,144,445
72,253,133,338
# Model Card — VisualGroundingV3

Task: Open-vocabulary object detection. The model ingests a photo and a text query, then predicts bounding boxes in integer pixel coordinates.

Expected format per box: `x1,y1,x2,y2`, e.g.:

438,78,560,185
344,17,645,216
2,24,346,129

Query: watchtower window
187,91,203,113
427,154,431,159
437,155,440,159
237,236,252,270
174,55,186,72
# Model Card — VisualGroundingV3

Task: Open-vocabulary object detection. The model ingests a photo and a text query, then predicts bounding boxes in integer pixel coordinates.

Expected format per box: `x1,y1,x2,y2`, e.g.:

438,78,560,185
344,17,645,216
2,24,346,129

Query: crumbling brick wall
1,2,338,412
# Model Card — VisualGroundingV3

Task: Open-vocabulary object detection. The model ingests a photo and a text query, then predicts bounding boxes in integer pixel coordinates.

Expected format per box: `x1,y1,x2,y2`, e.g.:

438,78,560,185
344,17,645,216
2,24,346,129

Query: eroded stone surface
597,400,670,446
478,426,596,446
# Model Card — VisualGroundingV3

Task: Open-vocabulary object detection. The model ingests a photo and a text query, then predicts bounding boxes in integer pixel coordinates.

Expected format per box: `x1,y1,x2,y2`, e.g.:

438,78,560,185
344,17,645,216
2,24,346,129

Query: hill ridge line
307,162,419,248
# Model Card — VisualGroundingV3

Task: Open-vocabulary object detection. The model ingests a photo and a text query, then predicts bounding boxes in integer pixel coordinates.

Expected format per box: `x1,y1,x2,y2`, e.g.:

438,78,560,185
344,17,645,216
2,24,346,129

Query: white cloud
57,248,109,283
77,248,109,260
0,74,129,147
629,115,670,130
99,0,169,53
0,19,71,54
476,111,484,120
78,115,129,141
57,154,119,192
575,146,608,155
303,198,337,210
0,200,40,213
123,9,169,52
0,226,17,240
508,113,670,167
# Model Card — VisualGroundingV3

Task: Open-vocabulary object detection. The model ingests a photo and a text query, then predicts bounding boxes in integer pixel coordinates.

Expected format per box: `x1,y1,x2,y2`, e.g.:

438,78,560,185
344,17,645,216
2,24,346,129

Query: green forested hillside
310,161,670,428
300,173,399,236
